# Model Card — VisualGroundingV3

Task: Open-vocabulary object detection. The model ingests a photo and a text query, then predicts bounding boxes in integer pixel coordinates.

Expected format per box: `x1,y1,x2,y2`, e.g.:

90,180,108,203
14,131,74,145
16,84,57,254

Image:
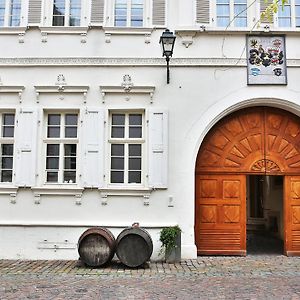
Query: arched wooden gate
195,107,300,256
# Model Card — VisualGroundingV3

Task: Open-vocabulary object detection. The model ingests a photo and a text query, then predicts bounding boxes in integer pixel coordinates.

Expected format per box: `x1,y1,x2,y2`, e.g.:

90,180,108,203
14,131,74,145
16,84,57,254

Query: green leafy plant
159,225,181,256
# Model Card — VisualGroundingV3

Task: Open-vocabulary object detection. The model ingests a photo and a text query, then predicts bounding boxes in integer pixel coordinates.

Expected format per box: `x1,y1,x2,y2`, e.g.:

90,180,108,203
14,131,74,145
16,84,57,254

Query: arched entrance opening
195,107,300,256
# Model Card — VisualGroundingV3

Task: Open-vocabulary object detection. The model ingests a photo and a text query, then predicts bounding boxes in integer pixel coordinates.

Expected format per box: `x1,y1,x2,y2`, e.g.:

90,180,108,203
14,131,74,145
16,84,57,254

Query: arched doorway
195,107,300,256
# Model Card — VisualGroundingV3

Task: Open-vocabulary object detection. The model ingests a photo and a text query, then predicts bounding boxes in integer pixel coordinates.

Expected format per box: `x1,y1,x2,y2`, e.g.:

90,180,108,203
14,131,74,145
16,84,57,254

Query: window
52,0,81,26
109,112,144,184
216,0,247,27
0,0,21,27
45,113,78,183
0,113,14,183
114,0,144,27
277,0,300,27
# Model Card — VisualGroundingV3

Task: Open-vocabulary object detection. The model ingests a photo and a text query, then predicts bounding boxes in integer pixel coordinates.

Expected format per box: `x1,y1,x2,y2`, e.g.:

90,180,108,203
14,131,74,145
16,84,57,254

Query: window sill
32,186,83,205
0,27,27,35
39,26,88,34
0,185,18,194
176,27,300,35
103,26,153,35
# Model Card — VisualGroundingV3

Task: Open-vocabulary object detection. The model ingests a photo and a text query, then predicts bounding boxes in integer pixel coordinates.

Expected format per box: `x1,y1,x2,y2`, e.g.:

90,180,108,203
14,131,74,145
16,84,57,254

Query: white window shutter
152,0,166,26
196,0,210,24
260,0,274,23
81,108,104,188
148,109,168,188
15,109,38,187
90,0,105,25
28,0,42,25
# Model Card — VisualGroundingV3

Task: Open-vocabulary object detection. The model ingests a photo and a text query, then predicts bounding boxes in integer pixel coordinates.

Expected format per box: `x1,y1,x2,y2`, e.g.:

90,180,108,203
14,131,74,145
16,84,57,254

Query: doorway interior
246,175,284,254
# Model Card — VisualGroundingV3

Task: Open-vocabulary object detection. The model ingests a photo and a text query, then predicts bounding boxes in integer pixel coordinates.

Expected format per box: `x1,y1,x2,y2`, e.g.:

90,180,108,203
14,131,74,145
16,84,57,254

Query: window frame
0,0,24,27
43,111,79,185
212,0,248,28
0,112,15,184
108,111,145,187
44,0,87,27
106,0,151,27
275,0,300,28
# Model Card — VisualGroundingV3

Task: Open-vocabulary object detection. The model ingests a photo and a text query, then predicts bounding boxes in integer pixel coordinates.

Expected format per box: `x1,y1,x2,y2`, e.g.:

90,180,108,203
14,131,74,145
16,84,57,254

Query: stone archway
195,107,300,256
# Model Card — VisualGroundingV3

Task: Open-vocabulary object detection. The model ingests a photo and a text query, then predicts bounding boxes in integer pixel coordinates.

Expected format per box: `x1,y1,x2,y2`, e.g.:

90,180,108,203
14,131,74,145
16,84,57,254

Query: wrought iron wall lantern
159,29,176,84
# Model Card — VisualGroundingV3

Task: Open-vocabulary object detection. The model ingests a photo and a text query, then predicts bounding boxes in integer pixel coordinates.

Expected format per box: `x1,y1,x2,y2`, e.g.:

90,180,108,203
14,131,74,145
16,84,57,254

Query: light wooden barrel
78,227,116,267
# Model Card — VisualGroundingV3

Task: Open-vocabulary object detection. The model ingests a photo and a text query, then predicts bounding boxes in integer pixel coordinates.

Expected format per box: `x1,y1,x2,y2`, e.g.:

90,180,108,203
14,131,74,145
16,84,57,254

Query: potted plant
159,225,181,263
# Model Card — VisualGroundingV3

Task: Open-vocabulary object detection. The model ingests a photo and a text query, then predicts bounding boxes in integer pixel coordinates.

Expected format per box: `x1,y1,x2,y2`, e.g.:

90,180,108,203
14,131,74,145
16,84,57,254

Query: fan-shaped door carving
196,107,300,174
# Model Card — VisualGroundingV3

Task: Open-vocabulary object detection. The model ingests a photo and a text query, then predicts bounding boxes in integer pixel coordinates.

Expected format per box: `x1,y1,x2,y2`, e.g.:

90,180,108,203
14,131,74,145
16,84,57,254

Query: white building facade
1,0,300,260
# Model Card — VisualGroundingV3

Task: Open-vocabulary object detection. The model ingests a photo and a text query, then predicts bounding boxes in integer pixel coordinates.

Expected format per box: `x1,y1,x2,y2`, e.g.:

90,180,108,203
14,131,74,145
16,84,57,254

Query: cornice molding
0,57,300,67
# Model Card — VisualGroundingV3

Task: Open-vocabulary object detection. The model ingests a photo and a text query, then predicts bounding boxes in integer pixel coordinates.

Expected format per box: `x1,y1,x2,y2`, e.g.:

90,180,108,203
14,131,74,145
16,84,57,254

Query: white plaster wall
0,24,300,260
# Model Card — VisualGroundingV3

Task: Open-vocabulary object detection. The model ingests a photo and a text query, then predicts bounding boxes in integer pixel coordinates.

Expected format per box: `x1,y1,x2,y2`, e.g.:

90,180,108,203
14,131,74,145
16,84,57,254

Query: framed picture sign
247,35,287,85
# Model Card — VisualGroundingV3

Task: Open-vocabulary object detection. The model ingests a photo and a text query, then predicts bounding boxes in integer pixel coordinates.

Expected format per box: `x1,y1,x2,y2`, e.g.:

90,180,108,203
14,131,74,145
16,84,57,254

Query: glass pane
111,144,124,156
64,171,76,183
111,127,125,138
47,172,58,182
2,144,13,155
65,114,77,125
112,114,125,125
129,114,142,125
53,15,65,26
46,157,59,169
115,19,127,26
111,157,124,169
217,16,230,27
111,171,124,183
48,114,61,125
217,5,230,15
278,18,291,27
2,157,13,169
131,19,143,26
295,6,300,16
296,0,300,5
129,144,141,156
234,17,247,27
64,157,76,169
296,17,300,27
3,114,14,125
65,127,77,138
3,126,14,138
278,5,291,17
47,144,59,156
129,127,142,138
69,17,80,26
1,170,12,182
128,171,141,183
234,5,246,17
47,127,60,138
129,158,141,170
217,0,229,3
64,144,76,156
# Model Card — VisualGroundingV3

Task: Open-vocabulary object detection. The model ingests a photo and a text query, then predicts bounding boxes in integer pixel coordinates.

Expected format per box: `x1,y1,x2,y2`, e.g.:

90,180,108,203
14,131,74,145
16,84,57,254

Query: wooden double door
195,107,300,256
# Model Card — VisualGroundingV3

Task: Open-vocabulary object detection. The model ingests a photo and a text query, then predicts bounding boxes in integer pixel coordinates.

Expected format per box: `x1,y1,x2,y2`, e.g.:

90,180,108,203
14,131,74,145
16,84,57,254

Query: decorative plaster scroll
18,33,25,43
10,193,17,204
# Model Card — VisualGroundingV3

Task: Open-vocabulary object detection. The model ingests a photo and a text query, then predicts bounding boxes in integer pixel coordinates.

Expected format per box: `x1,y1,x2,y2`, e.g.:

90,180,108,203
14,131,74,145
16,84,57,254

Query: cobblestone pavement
0,255,300,299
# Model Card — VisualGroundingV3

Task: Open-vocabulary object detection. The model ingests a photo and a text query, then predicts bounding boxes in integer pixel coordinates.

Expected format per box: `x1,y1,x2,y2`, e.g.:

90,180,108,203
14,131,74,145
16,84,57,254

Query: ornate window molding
0,78,24,102
34,74,89,103
100,75,155,103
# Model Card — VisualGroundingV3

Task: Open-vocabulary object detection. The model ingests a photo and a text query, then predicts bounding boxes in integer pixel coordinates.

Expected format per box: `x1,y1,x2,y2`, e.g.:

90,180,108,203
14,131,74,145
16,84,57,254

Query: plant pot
165,232,181,263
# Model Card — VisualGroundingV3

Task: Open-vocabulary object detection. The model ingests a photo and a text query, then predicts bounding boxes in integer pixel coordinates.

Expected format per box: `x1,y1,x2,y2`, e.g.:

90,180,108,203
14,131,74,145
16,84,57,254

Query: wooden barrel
78,227,116,267
116,227,153,267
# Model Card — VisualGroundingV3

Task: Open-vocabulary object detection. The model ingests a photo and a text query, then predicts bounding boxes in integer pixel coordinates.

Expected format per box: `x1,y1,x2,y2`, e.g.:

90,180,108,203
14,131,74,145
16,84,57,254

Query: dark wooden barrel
116,227,153,267
78,227,116,267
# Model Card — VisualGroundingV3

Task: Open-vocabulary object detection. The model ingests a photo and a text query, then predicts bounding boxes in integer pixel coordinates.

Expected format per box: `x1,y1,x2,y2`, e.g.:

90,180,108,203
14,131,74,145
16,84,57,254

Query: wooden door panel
285,176,300,256
195,174,246,255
